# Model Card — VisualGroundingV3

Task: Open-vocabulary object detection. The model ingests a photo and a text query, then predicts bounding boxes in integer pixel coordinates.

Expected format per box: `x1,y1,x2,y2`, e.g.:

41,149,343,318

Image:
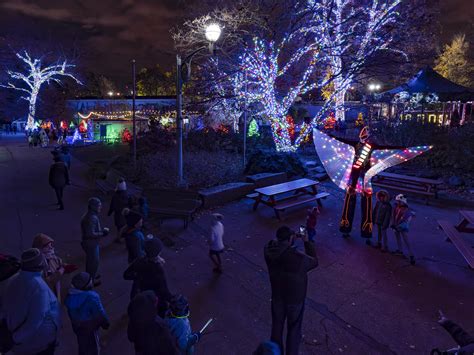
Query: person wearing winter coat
2,248,61,355
49,156,70,210
432,310,474,355
164,295,201,355
122,209,145,263
33,233,65,299
390,194,416,265
107,179,131,242
128,291,179,355
372,190,392,252
64,272,110,355
81,197,110,286
124,237,172,315
264,226,319,355
208,213,225,273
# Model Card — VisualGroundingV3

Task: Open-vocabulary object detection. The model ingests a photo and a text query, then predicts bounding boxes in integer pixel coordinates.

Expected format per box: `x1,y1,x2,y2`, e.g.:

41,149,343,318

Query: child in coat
372,190,392,252
306,206,320,242
390,194,416,265
65,272,110,355
165,294,201,354
208,213,225,273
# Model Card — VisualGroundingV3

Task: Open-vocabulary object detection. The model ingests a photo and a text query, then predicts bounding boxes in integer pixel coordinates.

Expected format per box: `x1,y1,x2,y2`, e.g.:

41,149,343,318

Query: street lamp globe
205,23,221,43
107,91,114,97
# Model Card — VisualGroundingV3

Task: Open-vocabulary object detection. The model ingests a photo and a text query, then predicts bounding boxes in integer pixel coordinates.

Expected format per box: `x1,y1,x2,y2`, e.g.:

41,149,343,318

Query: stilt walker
313,126,432,242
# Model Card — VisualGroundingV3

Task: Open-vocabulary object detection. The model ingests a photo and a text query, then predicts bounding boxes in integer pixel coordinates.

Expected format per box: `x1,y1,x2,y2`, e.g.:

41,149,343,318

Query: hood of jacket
64,288,90,310
264,240,290,261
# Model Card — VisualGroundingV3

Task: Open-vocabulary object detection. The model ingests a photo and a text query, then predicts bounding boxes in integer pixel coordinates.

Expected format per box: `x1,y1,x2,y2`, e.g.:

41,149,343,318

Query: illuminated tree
303,0,406,121
234,37,320,152
435,34,473,88
1,51,81,129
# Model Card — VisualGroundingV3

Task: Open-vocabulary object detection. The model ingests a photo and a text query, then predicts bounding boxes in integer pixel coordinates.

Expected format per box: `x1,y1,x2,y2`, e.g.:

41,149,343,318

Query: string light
1,51,81,130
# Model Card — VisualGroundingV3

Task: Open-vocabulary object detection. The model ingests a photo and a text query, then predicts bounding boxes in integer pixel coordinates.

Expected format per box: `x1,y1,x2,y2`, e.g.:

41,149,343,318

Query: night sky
0,0,472,86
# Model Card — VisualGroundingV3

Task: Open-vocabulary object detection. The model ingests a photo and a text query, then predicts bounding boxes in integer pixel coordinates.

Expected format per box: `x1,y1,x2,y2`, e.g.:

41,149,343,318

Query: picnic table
456,210,474,234
438,210,474,269
372,172,443,203
248,178,330,219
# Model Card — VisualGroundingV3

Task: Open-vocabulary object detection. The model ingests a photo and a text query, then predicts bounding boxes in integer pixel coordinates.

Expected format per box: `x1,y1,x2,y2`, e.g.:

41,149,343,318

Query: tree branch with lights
1,51,81,130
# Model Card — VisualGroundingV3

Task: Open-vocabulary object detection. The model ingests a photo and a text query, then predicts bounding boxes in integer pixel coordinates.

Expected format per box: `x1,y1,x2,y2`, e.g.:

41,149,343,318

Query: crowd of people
0,140,472,355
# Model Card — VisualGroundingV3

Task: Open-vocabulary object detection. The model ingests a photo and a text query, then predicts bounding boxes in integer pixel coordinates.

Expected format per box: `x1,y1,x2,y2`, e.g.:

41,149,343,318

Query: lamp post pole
243,71,248,168
175,23,221,188
132,59,137,171
176,54,185,187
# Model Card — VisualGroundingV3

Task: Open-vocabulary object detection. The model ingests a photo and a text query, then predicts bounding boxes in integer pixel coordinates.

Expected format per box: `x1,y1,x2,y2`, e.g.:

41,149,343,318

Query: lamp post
176,23,221,188
132,59,137,171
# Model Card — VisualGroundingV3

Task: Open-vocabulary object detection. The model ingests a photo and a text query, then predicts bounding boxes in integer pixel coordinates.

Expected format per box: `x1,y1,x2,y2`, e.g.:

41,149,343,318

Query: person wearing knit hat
144,235,163,258
208,213,225,273
2,248,60,354
122,208,145,264
391,194,416,265
20,248,46,272
124,235,172,316
81,197,110,286
165,294,201,354
107,178,131,243
32,233,66,298
65,272,110,355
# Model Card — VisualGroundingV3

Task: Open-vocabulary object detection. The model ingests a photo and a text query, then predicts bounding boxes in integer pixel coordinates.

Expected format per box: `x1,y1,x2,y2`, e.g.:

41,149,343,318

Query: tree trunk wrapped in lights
1,51,81,130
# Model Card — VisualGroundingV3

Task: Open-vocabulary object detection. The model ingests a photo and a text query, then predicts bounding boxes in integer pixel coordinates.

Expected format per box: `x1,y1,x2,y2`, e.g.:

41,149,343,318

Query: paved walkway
1,135,473,354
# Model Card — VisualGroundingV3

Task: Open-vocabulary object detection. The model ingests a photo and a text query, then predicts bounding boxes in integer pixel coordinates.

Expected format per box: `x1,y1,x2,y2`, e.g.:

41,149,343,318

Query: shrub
372,121,474,173
245,151,306,177
138,150,244,189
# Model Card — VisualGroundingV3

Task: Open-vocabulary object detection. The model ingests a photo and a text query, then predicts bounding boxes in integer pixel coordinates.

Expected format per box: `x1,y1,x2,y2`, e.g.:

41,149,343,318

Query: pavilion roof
382,67,473,100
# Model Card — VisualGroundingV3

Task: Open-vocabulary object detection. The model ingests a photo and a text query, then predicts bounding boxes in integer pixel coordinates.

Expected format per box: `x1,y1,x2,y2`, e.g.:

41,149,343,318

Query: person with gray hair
81,197,110,286
1,248,61,354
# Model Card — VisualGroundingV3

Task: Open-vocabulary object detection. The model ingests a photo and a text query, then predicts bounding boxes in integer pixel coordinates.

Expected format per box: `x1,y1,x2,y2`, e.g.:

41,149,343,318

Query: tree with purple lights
232,36,320,152
303,0,406,122
1,51,81,130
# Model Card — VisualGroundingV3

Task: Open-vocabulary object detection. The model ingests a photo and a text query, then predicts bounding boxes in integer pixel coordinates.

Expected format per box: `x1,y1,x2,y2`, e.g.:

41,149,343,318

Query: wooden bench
147,189,202,228
274,192,330,219
438,220,474,269
246,172,287,188
372,172,443,204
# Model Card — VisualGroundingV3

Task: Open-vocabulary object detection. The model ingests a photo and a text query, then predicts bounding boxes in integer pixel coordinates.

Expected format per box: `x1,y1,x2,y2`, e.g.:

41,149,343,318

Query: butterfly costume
313,126,432,238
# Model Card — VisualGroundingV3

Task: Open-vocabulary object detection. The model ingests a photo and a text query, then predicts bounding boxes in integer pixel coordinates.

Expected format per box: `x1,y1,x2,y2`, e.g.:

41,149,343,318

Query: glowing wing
364,146,433,189
313,128,355,190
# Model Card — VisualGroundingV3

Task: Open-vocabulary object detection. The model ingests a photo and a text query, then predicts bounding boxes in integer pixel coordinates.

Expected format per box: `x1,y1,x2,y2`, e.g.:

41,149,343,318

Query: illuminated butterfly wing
313,128,355,190
364,146,433,189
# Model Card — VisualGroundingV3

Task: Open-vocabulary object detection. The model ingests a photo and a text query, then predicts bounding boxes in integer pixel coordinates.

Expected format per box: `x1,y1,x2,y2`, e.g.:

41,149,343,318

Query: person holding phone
264,226,319,355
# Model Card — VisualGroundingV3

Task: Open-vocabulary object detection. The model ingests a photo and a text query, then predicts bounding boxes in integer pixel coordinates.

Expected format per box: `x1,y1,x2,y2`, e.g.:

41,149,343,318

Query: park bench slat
377,172,443,185
438,220,474,269
246,193,259,200
274,192,329,211
371,182,435,196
